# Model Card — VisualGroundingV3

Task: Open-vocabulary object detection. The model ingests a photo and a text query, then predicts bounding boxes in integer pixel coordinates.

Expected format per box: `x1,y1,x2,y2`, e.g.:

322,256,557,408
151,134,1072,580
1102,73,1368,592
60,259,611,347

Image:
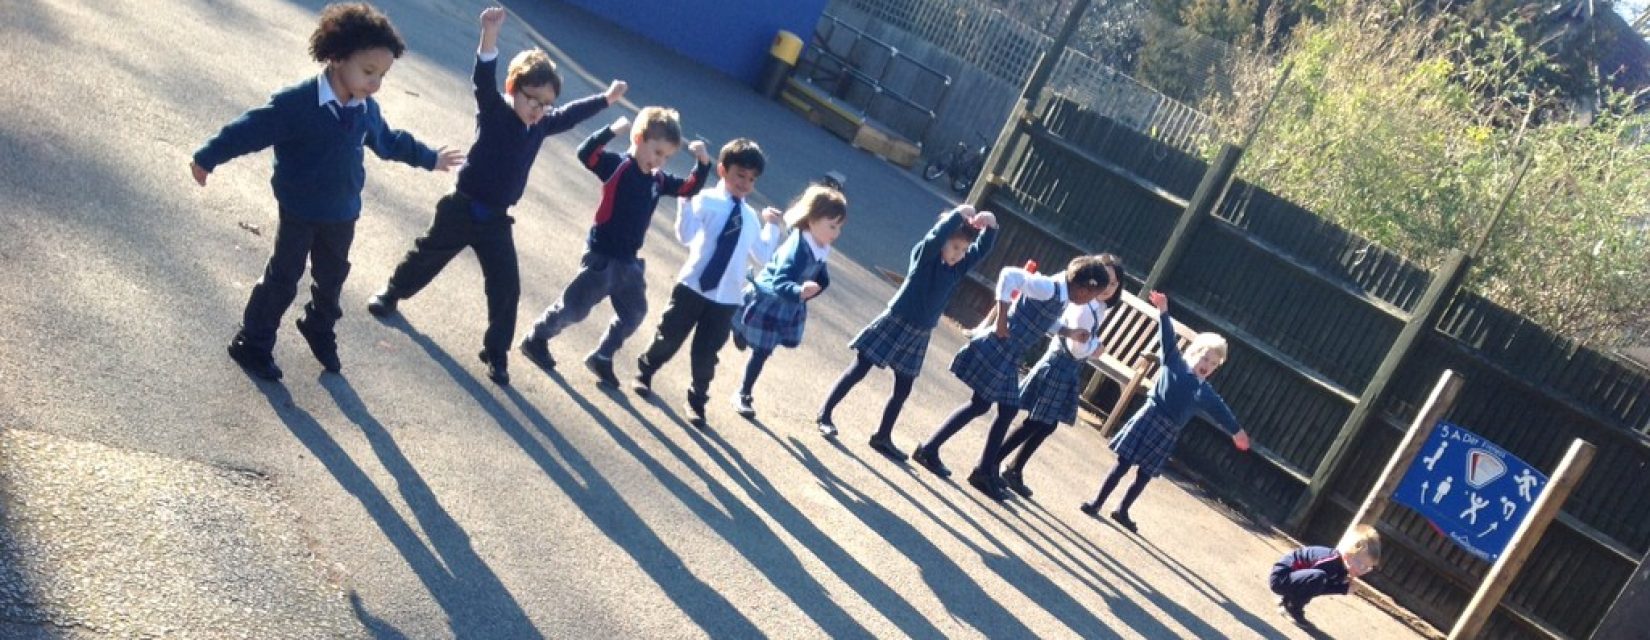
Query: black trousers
384,192,520,357
999,418,1058,474
239,213,356,353
637,283,737,394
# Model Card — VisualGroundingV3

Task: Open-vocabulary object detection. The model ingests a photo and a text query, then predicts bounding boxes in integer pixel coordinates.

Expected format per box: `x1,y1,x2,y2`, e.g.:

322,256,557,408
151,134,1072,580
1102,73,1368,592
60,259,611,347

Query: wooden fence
959,92,1650,639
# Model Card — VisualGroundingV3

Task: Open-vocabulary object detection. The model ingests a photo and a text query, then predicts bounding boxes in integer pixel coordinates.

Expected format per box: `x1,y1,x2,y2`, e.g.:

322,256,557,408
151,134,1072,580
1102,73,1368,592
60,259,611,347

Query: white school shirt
675,184,784,304
315,70,365,113
1058,301,1107,359
976,267,1069,337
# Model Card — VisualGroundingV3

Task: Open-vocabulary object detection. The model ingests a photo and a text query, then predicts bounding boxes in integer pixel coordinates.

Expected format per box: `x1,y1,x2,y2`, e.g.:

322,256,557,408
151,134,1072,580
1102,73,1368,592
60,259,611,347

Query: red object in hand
1010,259,1039,300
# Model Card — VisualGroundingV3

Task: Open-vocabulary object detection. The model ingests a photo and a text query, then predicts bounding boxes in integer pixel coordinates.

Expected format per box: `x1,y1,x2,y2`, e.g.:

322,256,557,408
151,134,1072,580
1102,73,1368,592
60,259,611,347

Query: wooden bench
1081,290,1197,436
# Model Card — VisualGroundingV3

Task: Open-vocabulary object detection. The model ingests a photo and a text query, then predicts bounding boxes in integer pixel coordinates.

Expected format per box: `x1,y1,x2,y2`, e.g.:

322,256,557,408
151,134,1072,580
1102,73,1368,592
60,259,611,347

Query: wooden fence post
1449,439,1597,640
1343,370,1464,536
965,0,1093,211
1141,143,1243,294
1285,248,1471,532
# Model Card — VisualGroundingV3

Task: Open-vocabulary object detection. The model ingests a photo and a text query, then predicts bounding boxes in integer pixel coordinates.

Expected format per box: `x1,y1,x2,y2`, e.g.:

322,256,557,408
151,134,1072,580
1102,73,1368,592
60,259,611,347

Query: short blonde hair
1339,524,1382,568
1187,332,1228,364
505,49,560,96
633,106,683,146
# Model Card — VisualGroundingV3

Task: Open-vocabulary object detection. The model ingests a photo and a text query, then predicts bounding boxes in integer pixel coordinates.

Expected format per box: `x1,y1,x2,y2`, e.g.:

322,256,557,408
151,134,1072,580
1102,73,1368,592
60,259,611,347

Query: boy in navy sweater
1269,524,1381,625
519,108,712,387
192,2,464,380
365,7,625,386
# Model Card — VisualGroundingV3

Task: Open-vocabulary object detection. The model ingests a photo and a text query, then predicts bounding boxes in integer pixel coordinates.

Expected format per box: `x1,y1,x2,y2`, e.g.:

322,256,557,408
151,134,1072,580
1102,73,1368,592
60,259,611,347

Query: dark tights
999,418,1058,475
739,347,774,396
923,393,1017,475
816,354,915,438
1091,458,1153,516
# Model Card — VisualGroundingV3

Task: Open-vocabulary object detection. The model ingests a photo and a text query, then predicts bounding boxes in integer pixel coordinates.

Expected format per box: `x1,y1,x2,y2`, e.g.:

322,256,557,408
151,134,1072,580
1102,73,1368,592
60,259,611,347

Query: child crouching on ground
1269,524,1382,625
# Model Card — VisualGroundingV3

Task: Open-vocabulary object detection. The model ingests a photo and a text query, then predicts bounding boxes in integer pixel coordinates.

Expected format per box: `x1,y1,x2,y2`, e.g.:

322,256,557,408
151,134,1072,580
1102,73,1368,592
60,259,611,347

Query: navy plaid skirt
950,334,1023,405
1019,350,1083,425
1109,404,1184,477
734,288,807,351
849,313,931,378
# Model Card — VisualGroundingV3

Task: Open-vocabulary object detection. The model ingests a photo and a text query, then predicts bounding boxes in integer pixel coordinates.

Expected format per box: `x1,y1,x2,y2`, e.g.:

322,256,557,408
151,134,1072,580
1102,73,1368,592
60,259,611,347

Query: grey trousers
526,250,648,359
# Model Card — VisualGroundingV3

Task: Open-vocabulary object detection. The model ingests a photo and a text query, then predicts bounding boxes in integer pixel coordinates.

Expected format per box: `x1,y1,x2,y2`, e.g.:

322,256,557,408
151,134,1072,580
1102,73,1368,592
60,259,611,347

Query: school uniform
920,269,1070,490
849,210,997,377
1108,306,1241,476
523,126,711,360
1269,546,1352,607
1000,300,1107,475
734,230,831,351
948,270,1072,404
193,72,440,369
637,184,783,394
378,50,608,360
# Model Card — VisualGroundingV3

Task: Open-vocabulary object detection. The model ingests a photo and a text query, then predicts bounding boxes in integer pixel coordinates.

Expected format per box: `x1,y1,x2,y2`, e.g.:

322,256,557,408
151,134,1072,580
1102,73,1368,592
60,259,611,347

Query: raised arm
1150,290,1187,372
578,119,625,180
659,140,712,199
962,210,1000,267
747,206,786,267
473,8,507,110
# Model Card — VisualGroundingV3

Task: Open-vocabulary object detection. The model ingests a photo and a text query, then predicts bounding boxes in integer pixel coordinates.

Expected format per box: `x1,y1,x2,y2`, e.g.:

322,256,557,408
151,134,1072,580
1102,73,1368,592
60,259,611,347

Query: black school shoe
584,354,621,388
631,366,654,398
479,350,509,386
1109,510,1139,533
366,288,398,317
1278,598,1309,625
967,469,1012,501
294,317,341,373
912,445,951,478
1079,501,1101,518
518,336,555,370
868,434,907,462
684,389,709,423
227,335,282,381
1001,468,1033,498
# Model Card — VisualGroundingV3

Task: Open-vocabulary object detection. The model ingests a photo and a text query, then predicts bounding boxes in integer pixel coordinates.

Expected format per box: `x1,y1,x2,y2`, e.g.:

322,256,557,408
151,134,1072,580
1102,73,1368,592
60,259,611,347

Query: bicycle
922,132,990,195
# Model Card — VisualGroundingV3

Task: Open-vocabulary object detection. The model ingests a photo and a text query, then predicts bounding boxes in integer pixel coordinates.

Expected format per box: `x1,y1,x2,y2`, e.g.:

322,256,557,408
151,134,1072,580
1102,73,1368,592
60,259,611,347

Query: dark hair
718,138,766,175
1065,254,1116,293
506,49,561,97
309,3,406,62
1096,253,1124,308
942,209,981,243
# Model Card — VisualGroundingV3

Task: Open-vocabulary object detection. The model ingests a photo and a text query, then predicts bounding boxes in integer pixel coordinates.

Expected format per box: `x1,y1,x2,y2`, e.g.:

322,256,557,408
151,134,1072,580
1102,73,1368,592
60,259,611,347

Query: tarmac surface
0,0,1432,637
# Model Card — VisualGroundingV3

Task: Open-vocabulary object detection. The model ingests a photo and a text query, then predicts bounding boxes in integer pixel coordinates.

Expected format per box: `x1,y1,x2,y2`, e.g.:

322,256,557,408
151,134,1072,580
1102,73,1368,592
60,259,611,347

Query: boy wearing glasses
368,6,625,385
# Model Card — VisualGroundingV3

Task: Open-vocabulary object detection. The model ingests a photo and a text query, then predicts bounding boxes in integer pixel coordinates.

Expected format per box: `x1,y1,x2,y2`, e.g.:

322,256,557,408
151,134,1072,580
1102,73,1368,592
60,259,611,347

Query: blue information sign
1393,421,1547,562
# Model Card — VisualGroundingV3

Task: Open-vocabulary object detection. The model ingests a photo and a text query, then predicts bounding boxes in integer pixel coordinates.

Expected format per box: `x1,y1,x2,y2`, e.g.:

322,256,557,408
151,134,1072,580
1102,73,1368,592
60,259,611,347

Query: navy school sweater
193,76,438,222
883,209,998,329
754,231,832,302
577,127,711,260
1275,546,1352,595
456,54,608,213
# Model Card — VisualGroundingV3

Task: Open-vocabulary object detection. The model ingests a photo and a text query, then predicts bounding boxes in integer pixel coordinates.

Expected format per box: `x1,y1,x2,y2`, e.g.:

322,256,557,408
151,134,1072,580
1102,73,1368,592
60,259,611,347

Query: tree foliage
1207,4,1650,346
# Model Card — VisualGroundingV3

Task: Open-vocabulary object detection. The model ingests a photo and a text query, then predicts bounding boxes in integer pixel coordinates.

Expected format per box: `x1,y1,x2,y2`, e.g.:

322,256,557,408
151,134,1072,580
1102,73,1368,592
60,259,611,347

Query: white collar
317,70,365,108
801,230,830,260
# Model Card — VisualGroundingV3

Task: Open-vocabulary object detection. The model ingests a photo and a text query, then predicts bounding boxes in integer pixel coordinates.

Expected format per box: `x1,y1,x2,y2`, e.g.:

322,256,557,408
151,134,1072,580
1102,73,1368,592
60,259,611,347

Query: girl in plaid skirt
730,185,848,416
1080,290,1250,532
815,206,998,445
997,282,1122,499
915,255,1120,502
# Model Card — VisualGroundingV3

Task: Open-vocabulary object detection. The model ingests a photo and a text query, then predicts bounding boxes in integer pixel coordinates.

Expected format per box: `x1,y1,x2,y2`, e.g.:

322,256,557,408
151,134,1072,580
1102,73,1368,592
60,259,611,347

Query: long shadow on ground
253,378,540,638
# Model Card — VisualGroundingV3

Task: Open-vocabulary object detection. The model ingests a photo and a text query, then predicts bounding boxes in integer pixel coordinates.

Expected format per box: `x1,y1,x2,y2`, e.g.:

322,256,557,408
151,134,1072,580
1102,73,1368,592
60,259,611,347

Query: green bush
1206,5,1650,347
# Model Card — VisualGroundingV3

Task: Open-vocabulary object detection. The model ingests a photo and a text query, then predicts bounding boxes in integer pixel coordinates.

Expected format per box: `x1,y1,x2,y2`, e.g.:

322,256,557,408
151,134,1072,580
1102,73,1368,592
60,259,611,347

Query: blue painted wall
559,0,828,86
